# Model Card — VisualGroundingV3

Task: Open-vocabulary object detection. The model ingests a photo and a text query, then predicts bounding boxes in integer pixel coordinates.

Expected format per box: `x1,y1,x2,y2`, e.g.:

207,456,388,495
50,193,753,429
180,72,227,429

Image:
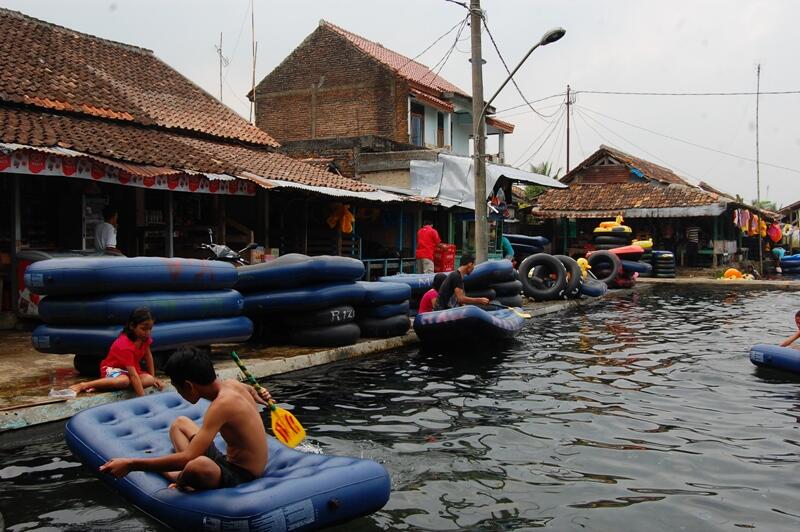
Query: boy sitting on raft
99,348,274,490
780,310,800,349
434,254,491,310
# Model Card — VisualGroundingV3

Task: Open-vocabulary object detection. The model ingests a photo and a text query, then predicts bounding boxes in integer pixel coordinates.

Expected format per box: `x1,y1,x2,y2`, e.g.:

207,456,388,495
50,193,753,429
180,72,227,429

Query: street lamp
471,27,565,263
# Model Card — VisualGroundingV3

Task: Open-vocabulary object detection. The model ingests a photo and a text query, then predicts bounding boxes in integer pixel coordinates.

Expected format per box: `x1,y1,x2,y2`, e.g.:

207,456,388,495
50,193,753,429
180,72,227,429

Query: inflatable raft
413,306,526,344
38,290,244,325
32,316,253,355
243,283,366,315
25,257,237,296
750,344,800,374
65,393,391,532
236,254,364,291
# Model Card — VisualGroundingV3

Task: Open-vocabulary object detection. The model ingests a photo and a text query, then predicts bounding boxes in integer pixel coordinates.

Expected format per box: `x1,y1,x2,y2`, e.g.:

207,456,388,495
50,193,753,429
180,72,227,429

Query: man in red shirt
416,220,441,274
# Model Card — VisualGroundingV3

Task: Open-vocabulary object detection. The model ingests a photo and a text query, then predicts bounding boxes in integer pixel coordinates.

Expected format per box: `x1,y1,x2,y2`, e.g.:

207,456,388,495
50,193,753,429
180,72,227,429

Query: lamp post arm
480,41,542,123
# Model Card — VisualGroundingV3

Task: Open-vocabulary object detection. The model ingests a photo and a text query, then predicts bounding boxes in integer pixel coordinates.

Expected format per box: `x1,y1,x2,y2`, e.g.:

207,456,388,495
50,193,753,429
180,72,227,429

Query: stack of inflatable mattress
27,257,252,375
237,254,366,347
66,393,391,531
377,273,436,313
651,250,676,278
355,281,411,338
779,254,800,275
464,260,523,307
504,234,549,263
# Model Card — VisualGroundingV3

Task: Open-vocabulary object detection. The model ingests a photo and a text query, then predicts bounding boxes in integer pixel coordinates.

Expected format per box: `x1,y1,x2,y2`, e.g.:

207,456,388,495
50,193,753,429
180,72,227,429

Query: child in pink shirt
418,273,447,313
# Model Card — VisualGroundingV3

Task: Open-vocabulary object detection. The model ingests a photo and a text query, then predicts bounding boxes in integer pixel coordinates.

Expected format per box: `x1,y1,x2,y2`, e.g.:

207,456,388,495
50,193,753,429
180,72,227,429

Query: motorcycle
200,228,259,267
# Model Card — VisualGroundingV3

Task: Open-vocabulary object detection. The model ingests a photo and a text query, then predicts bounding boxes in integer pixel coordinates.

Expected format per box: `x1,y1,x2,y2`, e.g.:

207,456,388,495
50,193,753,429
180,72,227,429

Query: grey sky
3,0,798,206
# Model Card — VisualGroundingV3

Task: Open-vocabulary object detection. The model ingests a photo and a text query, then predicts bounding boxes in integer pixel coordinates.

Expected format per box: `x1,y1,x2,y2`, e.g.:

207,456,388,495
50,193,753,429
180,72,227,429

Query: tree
525,161,563,201
751,199,777,211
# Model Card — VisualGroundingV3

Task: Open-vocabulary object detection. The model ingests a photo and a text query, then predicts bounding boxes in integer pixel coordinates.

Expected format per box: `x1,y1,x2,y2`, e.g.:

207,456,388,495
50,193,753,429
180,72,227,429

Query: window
410,103,424,146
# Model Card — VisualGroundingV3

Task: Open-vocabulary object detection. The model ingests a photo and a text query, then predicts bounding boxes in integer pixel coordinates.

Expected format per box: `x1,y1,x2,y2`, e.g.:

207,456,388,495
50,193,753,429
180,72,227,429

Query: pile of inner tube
592,218,633,250
464,260,523,309
238,254,412,347
504,234,549,263
779,253,800,275
586,246,652,288
26,257,251,376
519,253,581,301
651,250,676,278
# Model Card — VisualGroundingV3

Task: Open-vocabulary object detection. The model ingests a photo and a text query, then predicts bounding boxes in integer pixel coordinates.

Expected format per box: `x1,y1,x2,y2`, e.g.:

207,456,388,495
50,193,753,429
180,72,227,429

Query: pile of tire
237,254,367,348
505,234,549,263
26,257,252,376
355,281,411,338
518,253,583,301
587,247,652,289
651,251,676,278
463,260,524,307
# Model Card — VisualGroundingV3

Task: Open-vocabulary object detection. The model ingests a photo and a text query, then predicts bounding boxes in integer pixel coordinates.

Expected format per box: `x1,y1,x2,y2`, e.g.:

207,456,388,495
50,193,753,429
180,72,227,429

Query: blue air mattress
510,244,544,256
357,281,411,305
25,257,237,296
463,260,515,289
413,305,526,344
65,393,391,532
357,301,410,319
779,254,800,266
579,277,608,297
236,254,365,291
32,316,253,355
505,234,549,247
621,260,653,274
377,273,436,295
750,344,800,374
38,290,244,325
243,282,366,315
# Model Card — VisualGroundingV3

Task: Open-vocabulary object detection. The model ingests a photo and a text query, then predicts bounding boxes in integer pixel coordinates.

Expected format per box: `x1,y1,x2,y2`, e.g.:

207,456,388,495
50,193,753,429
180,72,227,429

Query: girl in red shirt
70,307,164,396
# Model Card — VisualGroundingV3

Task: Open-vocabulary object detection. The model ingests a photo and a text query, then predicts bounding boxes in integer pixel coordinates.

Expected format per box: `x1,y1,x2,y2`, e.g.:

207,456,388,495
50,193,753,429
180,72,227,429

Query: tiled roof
0,8,278,147
410,89,454,112
563,145,690,185
321,20,470,98
536,182,720,213
0,106,377,192
486,116,514,134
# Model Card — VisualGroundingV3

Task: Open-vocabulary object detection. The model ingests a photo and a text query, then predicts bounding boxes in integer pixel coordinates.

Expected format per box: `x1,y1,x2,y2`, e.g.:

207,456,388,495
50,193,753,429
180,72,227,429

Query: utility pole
470,0,488,263
755,64,763,275
565,84,571,173
250,0,256,124
217,33,223,102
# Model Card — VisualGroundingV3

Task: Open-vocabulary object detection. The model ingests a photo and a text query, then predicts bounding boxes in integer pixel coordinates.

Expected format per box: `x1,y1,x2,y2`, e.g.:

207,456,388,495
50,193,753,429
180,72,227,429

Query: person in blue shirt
500,235,515,261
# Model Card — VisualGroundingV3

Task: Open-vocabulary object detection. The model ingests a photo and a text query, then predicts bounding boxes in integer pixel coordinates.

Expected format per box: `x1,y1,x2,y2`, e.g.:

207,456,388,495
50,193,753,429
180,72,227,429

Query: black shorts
190,435,258,488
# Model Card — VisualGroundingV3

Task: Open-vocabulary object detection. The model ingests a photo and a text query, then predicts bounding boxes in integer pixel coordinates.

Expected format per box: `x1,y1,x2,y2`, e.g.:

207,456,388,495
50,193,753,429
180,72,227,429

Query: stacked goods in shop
27,257,251,376
433,244,457,273
355,281,411,338
651,250,676,278
237,254,366,347
504,234,549,263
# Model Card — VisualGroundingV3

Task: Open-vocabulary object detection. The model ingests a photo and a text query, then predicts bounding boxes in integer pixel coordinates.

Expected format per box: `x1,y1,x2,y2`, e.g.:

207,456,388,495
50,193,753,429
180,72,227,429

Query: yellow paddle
231,351,306,448
488,302,532,319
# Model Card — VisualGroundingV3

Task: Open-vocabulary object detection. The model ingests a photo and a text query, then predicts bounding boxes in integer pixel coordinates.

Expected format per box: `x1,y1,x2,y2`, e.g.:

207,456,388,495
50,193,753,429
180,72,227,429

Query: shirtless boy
99,348,273,490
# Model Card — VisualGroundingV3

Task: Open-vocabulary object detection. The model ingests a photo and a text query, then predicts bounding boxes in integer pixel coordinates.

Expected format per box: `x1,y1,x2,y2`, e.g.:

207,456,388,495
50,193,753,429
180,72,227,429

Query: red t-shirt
418,288,438,314
416,225,441,260
100,334,153,375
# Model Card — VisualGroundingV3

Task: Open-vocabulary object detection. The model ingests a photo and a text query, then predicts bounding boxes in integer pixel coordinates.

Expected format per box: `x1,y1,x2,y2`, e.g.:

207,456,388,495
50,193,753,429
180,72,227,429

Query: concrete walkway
0,285,646,433
638,277,800,290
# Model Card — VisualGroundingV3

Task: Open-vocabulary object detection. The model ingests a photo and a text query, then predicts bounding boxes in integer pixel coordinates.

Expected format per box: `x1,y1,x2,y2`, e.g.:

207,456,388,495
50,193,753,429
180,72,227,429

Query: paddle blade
270,405,306,448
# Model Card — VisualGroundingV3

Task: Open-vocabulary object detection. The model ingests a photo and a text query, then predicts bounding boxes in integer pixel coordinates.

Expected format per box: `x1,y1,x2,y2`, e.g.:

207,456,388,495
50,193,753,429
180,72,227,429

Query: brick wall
254,25,409,144
572,164,631,184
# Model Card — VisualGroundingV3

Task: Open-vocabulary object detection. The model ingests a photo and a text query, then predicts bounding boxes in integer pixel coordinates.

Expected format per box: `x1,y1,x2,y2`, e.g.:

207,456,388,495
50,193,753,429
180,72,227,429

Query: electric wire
577,104,800,175
576,89,800,97
513,105,566,167
571,105,587,163
510,105,564,166
481,17,551,121
575,107,699,182
494,92,568,115
395,16,470,76
418,16,469,86
221,0,252,83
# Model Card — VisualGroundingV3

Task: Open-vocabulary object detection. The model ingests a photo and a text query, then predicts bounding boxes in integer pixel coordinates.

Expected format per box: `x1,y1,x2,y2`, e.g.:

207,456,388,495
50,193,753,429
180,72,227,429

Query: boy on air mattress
70,308,164,396
779,310,800,349
99,348,275,490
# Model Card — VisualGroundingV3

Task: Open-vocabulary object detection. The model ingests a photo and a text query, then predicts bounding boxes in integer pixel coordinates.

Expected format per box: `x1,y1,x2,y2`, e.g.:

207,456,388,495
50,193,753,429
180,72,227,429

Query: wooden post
10,175,21,314
262,189,270,248
165,191,174,258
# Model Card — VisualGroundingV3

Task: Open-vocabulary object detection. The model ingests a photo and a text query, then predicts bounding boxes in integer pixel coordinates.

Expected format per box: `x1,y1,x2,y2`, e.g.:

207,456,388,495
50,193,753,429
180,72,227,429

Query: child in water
69,307,164,396
780,310,800,349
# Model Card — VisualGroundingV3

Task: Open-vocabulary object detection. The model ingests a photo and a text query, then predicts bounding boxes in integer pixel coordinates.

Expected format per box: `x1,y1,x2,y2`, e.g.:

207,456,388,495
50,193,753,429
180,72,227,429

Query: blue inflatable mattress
65,393,391,532
750,344,800,374
32,316,253,355
413,305,526,344
505,234,549,247
463,260,516,289
357,281,411,305
38,290,244,325
236,254,365,292
243,282,366,315
621,260,653,274
25,257,238,296
377,273,436,295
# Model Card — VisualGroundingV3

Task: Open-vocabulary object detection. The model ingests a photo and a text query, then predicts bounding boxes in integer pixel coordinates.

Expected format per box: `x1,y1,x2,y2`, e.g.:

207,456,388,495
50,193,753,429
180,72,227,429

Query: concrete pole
470,0,488,263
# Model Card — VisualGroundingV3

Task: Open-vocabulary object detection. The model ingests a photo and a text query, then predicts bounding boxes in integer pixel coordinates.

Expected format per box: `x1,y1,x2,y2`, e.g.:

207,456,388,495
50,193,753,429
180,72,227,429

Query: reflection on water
2,286,800,530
